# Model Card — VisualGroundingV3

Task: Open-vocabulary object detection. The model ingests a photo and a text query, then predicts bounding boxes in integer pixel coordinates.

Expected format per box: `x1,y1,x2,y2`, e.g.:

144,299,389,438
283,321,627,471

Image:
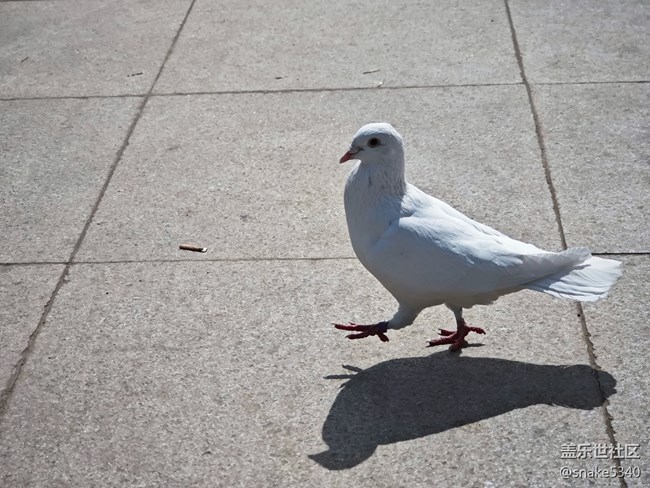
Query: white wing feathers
368,185,622,302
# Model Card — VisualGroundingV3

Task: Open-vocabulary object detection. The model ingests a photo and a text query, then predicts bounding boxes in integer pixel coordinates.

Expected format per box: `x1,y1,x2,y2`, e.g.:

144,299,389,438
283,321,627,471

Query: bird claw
427,336,468,351
333,321,390,342
427,322,486,351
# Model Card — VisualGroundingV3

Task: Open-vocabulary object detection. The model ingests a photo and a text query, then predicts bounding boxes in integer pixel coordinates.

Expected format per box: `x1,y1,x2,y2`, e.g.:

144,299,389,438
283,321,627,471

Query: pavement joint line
0,83,521,102
2,80,649,103
147,0,198,97
149,82,524,97
70,256,358,265
0,105,145,419
0,94,145,102
576,302,628,488
2,253,647,267
0,256,358,267
592,252,650,256
504,0,567,251
0,0,199,421
505,4,625,484
534,80,650,86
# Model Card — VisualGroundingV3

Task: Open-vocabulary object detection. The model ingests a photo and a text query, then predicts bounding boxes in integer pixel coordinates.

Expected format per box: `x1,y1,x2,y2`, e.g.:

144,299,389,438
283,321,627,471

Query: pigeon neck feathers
355,154,407,197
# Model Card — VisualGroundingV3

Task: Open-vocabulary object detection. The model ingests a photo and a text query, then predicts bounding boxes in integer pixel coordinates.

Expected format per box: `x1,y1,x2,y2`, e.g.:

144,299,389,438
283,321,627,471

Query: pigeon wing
367,197,588,300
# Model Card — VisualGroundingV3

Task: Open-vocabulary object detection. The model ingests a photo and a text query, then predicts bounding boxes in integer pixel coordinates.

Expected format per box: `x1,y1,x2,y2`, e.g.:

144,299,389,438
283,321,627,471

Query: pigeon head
339,123,404,165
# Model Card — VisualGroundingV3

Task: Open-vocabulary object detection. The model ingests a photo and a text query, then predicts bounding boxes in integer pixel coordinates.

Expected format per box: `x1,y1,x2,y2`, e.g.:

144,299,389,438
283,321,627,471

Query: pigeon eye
368,137,380,147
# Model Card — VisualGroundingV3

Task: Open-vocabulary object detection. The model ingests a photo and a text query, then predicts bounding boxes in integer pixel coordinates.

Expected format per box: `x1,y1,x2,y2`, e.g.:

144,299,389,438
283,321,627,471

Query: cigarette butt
179,244,207,253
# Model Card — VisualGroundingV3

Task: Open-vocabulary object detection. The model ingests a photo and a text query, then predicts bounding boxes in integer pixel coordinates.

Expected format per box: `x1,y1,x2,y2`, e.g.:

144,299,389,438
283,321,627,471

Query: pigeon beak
339,147,360,164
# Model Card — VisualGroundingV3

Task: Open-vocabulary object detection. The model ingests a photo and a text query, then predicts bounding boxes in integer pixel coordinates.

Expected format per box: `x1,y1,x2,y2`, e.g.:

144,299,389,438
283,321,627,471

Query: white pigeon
334,123,623,350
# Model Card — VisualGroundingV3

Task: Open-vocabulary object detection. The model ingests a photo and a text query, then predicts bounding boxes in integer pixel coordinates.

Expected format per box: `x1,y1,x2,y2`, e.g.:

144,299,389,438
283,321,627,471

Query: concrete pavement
1,0,648,486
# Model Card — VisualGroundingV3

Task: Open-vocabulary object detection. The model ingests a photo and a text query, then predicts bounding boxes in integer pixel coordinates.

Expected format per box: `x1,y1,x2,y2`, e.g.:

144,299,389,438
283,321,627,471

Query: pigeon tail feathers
524,250,622,302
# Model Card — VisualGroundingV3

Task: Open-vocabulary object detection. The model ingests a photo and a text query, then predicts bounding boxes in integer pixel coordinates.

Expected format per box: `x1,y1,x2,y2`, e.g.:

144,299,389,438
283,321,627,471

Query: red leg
333,321,389,342
427,319,485,351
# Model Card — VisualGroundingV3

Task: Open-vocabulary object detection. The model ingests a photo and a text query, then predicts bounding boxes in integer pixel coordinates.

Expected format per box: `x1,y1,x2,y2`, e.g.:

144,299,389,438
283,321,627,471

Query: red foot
437,329,455,336
427,320,485,351
333,321,389,342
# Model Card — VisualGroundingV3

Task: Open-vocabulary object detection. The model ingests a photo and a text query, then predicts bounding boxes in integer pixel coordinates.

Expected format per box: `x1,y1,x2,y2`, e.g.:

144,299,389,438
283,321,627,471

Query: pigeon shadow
310,352,616,470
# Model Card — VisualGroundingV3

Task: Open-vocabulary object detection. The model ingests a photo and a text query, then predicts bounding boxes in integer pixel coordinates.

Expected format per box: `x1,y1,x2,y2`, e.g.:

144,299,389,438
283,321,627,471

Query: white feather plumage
338,123,622,345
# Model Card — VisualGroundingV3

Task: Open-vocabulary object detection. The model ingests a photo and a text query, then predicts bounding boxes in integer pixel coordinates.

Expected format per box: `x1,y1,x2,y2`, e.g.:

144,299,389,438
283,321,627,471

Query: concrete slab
0,260,616,487
510,0,650,83
76,85,561,262
0,0,191,98
0,264,63,394
155,0,520,93
533,83,650,253
583,256,649,487
0,98,141,263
